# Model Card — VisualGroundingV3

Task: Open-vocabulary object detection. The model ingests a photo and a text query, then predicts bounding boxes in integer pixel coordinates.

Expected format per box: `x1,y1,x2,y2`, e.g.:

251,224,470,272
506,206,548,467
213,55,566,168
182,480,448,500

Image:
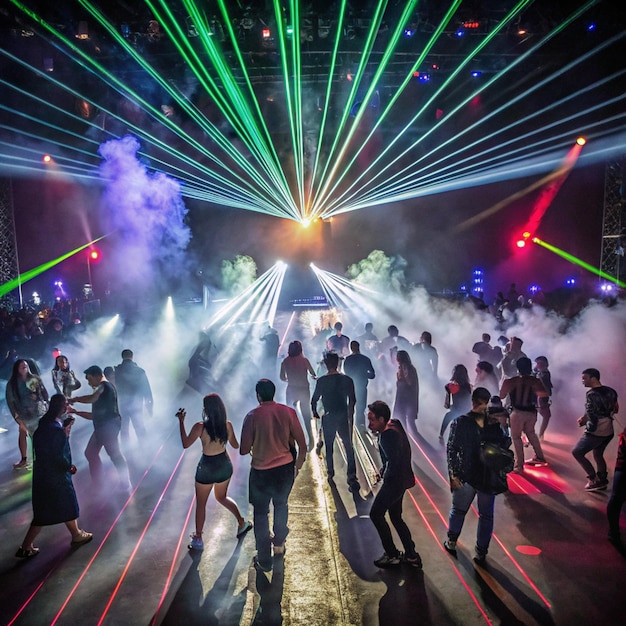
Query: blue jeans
572,432,613,479
249,462,295,570
448,481,495,555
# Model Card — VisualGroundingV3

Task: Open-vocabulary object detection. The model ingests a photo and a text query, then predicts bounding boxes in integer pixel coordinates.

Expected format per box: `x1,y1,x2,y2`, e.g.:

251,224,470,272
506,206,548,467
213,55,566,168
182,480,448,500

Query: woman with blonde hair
177,394,252,550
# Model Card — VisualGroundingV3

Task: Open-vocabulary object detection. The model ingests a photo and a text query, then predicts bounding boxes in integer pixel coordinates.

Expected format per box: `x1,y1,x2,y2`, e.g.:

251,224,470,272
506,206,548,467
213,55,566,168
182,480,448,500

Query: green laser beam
533,238,626,288
0,237,106,298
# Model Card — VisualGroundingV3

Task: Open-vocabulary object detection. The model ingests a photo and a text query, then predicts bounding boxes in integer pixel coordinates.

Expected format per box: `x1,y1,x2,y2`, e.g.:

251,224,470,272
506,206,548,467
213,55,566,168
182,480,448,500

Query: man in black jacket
444,387,511,564
367,400,421,569
114,349,153,443
573,368,619,491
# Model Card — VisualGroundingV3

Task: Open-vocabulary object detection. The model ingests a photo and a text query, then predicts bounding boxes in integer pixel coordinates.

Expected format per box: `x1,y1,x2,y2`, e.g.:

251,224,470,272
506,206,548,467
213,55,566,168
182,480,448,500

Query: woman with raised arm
51,354,82,398
177,394,252,551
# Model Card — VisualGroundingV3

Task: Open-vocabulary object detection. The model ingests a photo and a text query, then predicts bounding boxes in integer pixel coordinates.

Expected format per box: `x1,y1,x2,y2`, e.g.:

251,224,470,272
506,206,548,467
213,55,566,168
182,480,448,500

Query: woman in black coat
15,394,93,558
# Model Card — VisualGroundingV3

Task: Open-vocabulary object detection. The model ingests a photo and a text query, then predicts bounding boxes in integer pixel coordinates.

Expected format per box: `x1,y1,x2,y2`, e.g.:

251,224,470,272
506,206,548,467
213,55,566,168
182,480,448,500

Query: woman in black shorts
177,394,252,550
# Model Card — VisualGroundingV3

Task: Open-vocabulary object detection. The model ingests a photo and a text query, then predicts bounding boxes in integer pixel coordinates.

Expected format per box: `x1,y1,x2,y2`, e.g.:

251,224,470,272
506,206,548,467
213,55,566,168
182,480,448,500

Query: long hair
52,355,69,372
451,364,472,393
396,350,412,366
202,394,228,444
40,393,67,424
9,359,37,402
288,340,303,357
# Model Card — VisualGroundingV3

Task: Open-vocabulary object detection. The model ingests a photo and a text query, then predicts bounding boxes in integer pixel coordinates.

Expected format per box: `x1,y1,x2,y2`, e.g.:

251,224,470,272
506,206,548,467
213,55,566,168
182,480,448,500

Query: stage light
42,154,52,163
89,249,100,261
529,284,540,294
576,136,587,146
417,72,431,83
600,283,614,293
471,70,482,78
262,28,271,40
404,28,415,38
301,219,311,228
566,278,576,286
516,239,526,248
455,29,465,38
523,231,531,238
76,21,89,40
587,23,596,32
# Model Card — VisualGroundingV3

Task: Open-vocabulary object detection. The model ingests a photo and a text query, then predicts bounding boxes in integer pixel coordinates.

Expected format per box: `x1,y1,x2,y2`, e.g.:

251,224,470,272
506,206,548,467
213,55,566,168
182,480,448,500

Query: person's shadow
329,482,432,624
158,543,247,625
250,556,286,625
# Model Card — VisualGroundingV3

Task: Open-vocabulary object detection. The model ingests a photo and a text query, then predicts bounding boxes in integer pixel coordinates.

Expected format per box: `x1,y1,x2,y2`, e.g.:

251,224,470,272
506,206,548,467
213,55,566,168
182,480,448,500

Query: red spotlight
576,136,587,146
89,249,100,261
42,154,52,163
516,239,526,248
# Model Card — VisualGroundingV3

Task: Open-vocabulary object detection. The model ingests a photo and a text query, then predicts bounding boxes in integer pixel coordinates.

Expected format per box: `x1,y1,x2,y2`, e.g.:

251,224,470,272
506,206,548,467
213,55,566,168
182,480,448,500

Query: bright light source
302,219,311,228
455,29,465,38
89,249,100,261
516,239,526,248
529,284,540,294
576,136,587,146
418,72,431,83
42,154,52,163
523,231,531,239
403,28,415,38
587,23,596,31
262,28,271,39
471,70,482,78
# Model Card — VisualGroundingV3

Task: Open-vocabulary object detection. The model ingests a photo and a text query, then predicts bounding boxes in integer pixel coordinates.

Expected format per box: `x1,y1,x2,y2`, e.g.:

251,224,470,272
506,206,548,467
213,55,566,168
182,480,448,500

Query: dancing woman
6,359,49,469
177,394,252,550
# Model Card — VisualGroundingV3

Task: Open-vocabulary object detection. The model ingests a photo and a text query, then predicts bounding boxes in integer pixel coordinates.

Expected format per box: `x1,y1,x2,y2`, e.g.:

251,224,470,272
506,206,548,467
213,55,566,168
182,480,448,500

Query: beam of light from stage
340,112,625,215
532,238,626,288
362,71,625,208
95,314,121,342
0,237,106,298
0,58,284,212
316,0,535,216
6,0,622,223
6,2,298,219
309,0,425,217
323,0,606,216
355,23,621,205
521,142,583,237
206,262,287,331
454,140,584,234
310,264,381,318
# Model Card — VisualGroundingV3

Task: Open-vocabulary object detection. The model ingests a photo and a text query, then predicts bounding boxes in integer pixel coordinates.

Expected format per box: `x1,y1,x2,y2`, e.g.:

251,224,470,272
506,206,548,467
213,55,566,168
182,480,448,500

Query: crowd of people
4,305,624,583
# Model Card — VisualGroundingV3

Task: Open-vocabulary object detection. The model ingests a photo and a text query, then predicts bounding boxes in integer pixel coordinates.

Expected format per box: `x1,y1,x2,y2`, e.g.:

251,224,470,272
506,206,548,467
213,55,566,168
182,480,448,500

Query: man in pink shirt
240,379,306,573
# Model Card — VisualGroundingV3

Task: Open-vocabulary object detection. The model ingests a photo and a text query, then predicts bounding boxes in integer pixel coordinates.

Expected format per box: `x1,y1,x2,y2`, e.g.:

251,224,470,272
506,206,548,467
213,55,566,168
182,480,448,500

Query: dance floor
1,397,625,625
